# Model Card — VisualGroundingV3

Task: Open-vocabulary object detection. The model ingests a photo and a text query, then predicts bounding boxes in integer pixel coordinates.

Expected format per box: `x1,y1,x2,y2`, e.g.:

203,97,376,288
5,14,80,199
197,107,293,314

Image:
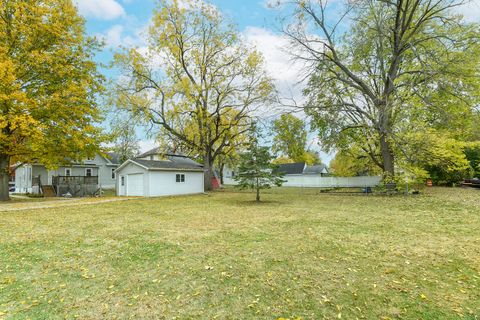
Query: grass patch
0,187,479,319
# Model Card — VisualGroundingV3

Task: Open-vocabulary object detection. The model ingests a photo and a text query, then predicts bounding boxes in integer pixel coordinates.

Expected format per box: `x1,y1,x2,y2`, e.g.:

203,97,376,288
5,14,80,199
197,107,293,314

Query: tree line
1,0,479,200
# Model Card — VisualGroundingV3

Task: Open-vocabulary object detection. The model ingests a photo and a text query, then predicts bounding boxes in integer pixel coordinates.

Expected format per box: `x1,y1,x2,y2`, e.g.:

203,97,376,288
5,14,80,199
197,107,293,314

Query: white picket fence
224,174,381,188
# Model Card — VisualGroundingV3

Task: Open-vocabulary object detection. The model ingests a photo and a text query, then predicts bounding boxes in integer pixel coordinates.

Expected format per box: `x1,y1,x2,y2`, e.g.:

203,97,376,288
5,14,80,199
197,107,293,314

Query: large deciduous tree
0,0,104,201
271,114,308,161
113,0,275,190
271,114,322,165
110,117,140,163
281,0,480,180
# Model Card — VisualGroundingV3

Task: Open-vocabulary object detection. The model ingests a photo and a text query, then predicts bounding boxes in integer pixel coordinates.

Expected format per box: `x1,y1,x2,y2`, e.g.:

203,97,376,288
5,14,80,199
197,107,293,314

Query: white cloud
243,26,308,105
99,24,145,48
455,0,480,23
74,0,126,20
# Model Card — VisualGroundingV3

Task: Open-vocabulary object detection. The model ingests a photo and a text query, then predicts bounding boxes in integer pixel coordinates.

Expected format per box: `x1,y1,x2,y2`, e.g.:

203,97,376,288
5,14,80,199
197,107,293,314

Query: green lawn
0,188,479,319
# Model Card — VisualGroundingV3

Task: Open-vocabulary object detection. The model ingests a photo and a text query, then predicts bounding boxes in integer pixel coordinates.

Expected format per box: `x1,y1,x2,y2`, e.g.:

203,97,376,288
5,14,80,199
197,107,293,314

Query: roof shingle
133,159,203,171
276,162,306,175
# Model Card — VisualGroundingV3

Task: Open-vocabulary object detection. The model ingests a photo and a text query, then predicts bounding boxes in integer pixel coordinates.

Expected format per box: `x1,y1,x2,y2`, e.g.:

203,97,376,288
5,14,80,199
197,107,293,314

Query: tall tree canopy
271,114,321,165
329,148,381,177
113,0,275,190
110,116,140,164
281,0,480,180
271,114,307,160
0,0,105,200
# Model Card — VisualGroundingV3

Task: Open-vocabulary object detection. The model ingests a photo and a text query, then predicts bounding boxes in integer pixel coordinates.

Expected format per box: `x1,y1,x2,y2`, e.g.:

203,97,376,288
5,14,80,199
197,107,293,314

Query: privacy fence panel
224,175,381,188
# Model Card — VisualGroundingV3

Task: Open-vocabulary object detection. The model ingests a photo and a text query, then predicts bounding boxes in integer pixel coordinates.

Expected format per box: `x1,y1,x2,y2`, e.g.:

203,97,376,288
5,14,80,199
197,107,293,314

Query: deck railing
52,176,99,186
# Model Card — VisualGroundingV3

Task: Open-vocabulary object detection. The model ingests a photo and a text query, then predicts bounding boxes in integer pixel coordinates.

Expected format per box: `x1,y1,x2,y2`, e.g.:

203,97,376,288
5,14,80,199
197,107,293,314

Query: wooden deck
52,176,99,186
52,176,99,197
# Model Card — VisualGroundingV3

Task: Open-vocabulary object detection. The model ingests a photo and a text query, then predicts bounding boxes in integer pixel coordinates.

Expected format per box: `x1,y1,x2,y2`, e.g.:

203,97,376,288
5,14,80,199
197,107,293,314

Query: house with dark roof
223,162,329,186
276,163,307,175
115,148,204,197
14,152,120,196
275,162,329,176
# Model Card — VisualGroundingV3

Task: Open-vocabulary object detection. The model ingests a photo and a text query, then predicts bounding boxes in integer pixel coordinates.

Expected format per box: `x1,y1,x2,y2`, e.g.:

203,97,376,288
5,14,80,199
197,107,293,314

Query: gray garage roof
134,159,203,171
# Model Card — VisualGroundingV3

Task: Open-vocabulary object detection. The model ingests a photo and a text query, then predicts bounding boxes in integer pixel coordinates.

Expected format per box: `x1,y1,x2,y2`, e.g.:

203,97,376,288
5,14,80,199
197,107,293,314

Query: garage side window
176,174,185,183
121,176,125,186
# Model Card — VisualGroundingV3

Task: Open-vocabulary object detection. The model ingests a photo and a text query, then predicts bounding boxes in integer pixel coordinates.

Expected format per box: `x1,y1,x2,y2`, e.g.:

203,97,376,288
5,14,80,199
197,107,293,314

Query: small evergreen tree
235,124,285,202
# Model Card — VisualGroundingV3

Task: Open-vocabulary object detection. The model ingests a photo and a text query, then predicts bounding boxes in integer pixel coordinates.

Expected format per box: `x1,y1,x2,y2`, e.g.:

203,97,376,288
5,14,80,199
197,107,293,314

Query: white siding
126,173,144,196
223,173,381,188
15,166,32,193
148,171,204,197
281,175,382,188
116,162,148,196
116,161,204,197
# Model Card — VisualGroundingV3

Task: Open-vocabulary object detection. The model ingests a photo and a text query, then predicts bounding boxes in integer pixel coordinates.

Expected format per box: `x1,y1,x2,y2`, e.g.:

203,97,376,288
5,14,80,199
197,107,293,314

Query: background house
14,153,119,195
116,149,204,197
223,162,330,185
223,162,380,188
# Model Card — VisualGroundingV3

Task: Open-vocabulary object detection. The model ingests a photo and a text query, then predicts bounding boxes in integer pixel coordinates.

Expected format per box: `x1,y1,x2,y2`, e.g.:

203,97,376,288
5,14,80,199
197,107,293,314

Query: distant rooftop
137,147,187,159
275,162,329,175
133,159,203,171
303,164,329,174
276,162,306,175
105,152,120,165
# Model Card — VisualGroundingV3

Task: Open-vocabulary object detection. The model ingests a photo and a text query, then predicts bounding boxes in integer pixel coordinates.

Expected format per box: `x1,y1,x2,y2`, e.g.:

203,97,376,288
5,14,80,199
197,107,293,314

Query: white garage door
127,174,144,196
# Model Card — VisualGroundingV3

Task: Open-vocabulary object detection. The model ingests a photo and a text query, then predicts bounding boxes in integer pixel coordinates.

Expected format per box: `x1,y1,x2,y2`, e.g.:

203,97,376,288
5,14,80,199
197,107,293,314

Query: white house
14,153,119,195
116,152,204,197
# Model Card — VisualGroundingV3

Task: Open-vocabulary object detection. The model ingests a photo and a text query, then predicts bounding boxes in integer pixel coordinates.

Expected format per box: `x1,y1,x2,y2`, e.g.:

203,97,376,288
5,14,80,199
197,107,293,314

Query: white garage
116,157,204,197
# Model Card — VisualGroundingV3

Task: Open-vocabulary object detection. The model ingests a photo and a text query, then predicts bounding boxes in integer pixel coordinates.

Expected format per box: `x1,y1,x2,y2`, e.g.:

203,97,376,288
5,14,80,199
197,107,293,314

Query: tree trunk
0,154,11,201
219,163,224,185
203,154,213,191
380,134,395,178
256,177,260,202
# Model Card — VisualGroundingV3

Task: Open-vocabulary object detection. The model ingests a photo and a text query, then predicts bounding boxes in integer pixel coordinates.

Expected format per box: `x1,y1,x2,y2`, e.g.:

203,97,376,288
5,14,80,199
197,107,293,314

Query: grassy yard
0,188,479,319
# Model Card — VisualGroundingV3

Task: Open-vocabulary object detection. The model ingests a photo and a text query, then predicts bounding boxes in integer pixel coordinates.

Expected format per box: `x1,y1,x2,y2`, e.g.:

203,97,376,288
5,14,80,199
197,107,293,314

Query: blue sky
73,0,480,162
77,0,283,76
74,0,323,158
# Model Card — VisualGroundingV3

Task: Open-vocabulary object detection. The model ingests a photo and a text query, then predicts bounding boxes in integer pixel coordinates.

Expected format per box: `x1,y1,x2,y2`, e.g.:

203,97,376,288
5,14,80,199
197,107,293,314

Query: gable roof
276,162,306,175
137,147,187,159
105,152,120,165
136,147,161,159
304,164,329,174
116,156,204,173
134,159,203,171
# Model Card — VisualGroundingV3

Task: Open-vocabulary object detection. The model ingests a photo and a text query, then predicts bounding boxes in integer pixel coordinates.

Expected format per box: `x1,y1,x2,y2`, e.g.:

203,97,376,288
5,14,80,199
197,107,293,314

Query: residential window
111,168,116,179
231,171,235,177
65,168,72,177
176,174,185,183
121,176,125,186
85,168,93,177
